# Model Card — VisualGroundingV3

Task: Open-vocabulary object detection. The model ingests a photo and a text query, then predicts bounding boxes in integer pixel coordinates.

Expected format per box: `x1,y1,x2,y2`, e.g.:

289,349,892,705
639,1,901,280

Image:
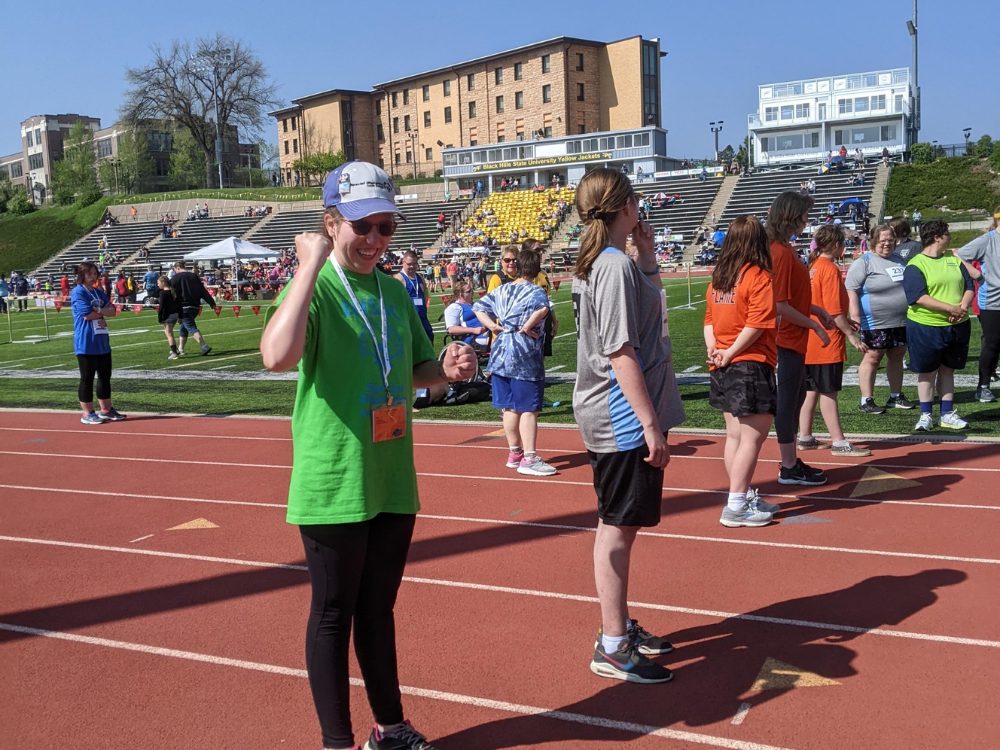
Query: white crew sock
601,633,628,653
727,492,747,511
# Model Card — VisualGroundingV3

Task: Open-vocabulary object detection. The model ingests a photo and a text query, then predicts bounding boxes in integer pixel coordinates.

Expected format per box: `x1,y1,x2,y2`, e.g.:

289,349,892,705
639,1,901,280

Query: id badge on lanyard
331,259,406,442
89,289,109,335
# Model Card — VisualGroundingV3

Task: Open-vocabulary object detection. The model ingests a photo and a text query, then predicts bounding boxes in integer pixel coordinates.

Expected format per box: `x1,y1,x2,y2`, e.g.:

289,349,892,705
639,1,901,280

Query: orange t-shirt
805,255,848,365
770,240,812,354
704,264,777,368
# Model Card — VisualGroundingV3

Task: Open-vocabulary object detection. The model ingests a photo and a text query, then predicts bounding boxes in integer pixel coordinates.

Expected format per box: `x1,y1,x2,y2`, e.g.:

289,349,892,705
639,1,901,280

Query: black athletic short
588,438,667,527
709,361,777,417
804,362,844,393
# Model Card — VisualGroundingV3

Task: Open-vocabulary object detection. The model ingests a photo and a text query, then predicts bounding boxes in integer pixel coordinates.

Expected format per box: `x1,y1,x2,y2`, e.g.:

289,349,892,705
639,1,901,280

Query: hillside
0,199,111,276
885,156,1000,218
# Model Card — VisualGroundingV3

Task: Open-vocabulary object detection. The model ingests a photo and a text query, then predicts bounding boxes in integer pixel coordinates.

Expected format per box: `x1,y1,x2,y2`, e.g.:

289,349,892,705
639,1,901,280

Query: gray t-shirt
895,239,923,262
844,251,908,330
571,248,684,453
957,230,1000,311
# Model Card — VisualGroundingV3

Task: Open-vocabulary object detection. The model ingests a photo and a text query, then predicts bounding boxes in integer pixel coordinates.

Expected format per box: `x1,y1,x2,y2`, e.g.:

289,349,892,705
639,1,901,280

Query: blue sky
1,0,994,158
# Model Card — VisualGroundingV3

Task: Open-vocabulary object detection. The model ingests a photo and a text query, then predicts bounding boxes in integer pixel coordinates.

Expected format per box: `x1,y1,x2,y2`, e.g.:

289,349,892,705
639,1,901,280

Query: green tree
122,34,279,188
6,187,34,215
292,150,346,184
735,136,754,169
973,135,994,158
169,127,206,189
0,179,17,213
117,130,153,193
51,122,101,205
910,142,934,164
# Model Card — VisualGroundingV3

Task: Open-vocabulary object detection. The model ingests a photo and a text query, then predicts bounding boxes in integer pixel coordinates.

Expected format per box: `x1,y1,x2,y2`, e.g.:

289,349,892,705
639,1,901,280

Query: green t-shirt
905,253,968,327
274,262,436,525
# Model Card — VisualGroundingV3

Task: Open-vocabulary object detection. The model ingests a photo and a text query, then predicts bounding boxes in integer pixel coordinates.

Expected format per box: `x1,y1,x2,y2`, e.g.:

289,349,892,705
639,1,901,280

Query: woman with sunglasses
261,161,476,750
486,245,520,292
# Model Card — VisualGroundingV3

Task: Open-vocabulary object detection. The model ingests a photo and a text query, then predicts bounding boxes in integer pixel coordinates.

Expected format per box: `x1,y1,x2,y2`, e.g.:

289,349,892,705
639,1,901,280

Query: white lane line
129,534,154,543
2,536,998,650
210,365,237,371
4,483,995,565
732,703,752,726
167,351,260,369
0,427,292,442
545,365,566,372
0,622,795,750
35,364,64,370
0,451,289,469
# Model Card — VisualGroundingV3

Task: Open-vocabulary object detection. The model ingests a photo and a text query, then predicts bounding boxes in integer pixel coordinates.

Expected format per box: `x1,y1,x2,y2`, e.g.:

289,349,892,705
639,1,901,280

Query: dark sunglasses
502,257,518,264
348,218,398,237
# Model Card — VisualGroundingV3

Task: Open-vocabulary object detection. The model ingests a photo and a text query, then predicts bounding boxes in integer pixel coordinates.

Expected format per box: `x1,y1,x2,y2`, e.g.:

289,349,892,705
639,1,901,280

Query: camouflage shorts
710,361,777,417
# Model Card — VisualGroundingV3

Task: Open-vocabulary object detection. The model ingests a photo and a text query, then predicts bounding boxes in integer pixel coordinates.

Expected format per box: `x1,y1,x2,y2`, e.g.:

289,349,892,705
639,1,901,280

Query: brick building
271,35,666,186
0,113,101,204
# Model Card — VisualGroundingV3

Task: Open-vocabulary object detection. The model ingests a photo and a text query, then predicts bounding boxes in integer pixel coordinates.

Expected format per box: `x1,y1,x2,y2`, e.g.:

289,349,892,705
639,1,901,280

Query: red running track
1,411,998,749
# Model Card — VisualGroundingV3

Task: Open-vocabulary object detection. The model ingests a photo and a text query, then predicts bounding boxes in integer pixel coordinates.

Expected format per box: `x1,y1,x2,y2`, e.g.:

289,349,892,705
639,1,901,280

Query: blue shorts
491,374,544,412
905,319,970,373
179,306,200,336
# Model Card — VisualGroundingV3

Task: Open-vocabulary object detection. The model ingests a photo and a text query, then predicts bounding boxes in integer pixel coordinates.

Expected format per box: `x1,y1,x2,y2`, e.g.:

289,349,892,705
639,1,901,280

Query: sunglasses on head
348,218,398,237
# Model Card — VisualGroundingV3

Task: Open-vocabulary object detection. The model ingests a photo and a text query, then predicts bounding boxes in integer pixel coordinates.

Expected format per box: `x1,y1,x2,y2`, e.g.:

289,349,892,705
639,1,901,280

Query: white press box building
748,67,913,166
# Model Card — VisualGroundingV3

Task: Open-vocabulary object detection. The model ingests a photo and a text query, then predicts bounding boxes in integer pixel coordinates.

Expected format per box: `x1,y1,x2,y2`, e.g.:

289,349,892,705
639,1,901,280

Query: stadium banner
471,152,612,173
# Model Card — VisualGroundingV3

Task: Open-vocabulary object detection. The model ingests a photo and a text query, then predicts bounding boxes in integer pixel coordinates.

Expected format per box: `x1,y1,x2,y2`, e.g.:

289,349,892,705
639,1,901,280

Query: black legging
300,513,416,750
775,346,807,444
978,310,1000,387
76,353,112,403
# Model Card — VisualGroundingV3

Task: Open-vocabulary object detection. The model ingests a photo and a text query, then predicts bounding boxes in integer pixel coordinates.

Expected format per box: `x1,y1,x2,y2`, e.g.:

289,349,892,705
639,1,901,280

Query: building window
542,84,551,103
423,111,431,128
28,153,44,170
392,92,398,107
282,118,288,133
496,95,504,113
514,62,523,81
444,106,452,123
838,98,853,115
576,52,584,71
765,107,778,122
470,139,477,146
376,100,381,116
405,151,412,164
0,166,7,180
25,131,33,147
577,83,585,101
515,91,524,109
795,103,810,118
422,84,430,102
780,105,793,120
293,139,298,154
467,73,475,90
870,94,886,110
291,117,297,131
880,124,897,141
96,138,113,158
541,54,551,73
284,141,289,155
543,126,552,137
443,79,451,97
404,114,411,131
393,117,399,134
894,93,904,113
495,67,503,85
394,152,400,165
403,89,410,105
469,101,477,118
377,123,384,141
9,162,22,178
854,97,869,113
578,124,586,134
425,147,433,161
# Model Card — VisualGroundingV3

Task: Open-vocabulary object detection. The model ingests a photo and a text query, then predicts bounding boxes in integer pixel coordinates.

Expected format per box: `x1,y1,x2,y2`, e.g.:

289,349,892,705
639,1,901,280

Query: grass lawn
2,273,997,436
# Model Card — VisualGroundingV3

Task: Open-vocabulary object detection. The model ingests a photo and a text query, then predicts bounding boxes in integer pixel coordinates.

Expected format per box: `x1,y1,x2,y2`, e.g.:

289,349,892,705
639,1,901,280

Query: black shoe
886,394,915,410
365,720,437,750
975,386,996,403
778,458,828,486
590,638,673,684
859,397,886,415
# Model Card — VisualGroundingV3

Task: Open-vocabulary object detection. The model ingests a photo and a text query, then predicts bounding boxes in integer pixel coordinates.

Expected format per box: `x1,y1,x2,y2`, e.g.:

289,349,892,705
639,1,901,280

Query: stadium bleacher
127,215,266,273
718,162,879,251
32,220,164,279
455,188,574,249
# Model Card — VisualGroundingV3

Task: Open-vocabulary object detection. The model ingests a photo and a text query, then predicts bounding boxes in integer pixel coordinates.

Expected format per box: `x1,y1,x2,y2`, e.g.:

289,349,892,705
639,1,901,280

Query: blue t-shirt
474,281,548,380
71,284,111,355
144,270,159,290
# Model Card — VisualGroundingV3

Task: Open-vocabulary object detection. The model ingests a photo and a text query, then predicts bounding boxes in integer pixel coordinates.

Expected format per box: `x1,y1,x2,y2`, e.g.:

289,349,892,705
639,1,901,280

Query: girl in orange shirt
704,216,779,528
798,225,872,456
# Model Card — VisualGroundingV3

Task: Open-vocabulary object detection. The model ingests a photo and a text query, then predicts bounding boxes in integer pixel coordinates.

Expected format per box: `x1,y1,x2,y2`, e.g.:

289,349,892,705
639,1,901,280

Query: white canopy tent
184,237,278,301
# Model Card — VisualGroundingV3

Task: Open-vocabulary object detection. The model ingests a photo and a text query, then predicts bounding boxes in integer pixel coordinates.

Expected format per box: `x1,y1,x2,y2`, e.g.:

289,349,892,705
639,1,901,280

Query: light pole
710,121,724,163
195,48,231,190
406,130,418,178
963,127,972,154
906,1,920,150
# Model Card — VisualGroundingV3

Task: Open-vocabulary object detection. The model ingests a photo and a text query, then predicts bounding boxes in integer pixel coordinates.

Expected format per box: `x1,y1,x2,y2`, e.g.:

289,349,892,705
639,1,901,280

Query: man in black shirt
170,261,217,355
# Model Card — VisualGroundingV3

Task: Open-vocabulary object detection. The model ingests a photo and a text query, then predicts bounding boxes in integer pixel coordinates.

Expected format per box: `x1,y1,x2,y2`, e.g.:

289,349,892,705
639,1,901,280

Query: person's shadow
433,569,966,748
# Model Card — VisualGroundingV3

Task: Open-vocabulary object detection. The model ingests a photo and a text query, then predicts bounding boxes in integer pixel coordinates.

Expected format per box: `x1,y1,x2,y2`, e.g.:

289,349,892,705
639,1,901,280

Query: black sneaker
975,386,997,404
886,393,915,409
590,638,673,684
859,397,886,415
364,720,437,750
778,458,828,486
595,619,675,656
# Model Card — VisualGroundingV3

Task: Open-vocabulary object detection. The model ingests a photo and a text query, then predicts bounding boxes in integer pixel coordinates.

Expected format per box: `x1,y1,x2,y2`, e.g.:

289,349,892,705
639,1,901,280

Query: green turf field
1,274,997,436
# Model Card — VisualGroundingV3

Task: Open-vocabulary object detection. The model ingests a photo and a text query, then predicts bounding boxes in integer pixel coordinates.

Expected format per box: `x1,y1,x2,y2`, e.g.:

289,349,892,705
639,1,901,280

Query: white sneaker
747,488,780,514
517,454,557,476
939,410,968,430
914,413,934,432
167,352,179,360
